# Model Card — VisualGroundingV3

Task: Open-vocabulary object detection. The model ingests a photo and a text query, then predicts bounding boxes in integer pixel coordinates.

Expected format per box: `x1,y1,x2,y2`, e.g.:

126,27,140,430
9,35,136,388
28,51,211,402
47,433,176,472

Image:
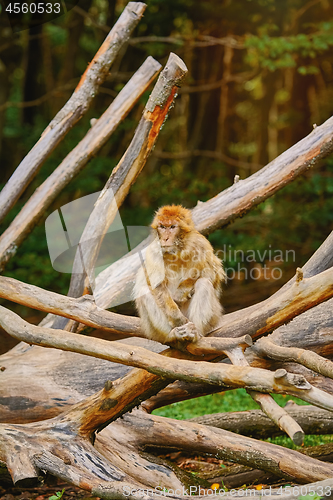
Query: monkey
134,205,226,345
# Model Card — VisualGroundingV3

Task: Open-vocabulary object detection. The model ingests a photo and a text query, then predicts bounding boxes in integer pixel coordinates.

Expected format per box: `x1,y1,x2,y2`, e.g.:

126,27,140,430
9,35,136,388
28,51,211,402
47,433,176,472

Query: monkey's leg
138,280,200,344
136,291,173,343
151,283,203,343
173,278,196,304
187,277,223,335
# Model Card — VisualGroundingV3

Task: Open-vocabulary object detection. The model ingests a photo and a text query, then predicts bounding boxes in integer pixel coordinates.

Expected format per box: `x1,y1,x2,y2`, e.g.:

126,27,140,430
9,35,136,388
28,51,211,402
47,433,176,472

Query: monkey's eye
160,225,165,229
170,225,175,229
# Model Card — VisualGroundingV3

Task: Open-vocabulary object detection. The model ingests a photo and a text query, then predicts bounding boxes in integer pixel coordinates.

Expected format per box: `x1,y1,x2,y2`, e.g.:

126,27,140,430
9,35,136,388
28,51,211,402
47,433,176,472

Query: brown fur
134,205,225,345
151,205,195,233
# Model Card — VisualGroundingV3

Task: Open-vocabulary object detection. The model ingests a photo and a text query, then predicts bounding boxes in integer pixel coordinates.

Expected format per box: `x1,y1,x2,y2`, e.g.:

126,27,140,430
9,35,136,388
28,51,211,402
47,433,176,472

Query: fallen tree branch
99,263,333,343
0,275,141,336
2,306,333,425
188,441,333,490
0,54,161,272
189,404,333,439
0,276,253,354
254,336,333,379
0,2,146,226
119,410,333,484
67,52,188,299
223,347,304,445
2,387,333,494
212,266,333,340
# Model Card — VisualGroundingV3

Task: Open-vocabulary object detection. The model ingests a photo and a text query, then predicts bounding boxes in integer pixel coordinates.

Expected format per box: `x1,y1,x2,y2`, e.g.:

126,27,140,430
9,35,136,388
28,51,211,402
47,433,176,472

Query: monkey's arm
152,283,201,343
173,278,196,304
152,283,188,326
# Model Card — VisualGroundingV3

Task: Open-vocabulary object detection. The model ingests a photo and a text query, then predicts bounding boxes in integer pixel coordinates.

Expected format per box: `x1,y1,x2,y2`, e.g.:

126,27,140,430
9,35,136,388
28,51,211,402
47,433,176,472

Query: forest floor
0,481,100,500
0,450,288,500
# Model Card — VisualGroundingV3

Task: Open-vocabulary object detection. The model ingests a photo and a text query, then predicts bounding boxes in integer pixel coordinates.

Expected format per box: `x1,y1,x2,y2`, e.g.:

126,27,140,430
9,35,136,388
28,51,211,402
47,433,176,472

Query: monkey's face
157,223,181,253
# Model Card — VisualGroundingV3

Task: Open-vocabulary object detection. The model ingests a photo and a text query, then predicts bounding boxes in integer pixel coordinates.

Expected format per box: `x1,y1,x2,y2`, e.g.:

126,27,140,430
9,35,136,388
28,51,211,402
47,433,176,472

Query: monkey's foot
169,322,201,343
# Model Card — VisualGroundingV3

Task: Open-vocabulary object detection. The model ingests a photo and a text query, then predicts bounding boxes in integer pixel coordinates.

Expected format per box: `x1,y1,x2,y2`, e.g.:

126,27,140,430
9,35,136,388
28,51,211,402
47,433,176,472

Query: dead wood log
2,306,333,420
0,55,161,272
265,305,333,355
5,248,329,359
194,441,333,489
189,404,333,439
141,292,333,412
212,266,333,340
221,344,304,445
137,276,333,414
254,336,333,379
0,338,152,424
1,329,333,494
0,2,146,226
3,346,332,498
66,52,188,300
0,275,141,336
0,275,254,357
2,268,333,436
116,410,333,484
2,388,333,494
4,258,331,360
143,357,333,414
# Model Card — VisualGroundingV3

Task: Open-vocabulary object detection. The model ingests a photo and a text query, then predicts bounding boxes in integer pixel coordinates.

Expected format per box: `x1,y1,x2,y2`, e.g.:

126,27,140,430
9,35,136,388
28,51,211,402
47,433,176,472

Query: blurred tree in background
1,0,333,316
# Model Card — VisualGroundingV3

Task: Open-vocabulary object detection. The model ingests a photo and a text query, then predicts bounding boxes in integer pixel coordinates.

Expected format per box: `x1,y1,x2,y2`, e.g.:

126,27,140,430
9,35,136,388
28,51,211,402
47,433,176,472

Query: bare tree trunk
0,55,161,272
0,2,146,225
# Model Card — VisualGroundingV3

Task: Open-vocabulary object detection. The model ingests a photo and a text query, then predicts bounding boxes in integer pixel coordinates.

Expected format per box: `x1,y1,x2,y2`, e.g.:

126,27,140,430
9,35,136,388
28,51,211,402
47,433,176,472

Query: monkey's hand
169,322,202,343
173,278,195,304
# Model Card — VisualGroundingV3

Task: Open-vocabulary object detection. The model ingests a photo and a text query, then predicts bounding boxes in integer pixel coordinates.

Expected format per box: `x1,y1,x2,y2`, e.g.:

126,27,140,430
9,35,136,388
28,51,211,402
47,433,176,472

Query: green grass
153,389,333,449
153,388,308,419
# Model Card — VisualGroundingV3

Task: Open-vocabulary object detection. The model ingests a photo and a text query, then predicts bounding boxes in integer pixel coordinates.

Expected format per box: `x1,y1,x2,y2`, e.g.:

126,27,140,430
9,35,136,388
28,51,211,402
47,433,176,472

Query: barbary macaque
134,205,226,345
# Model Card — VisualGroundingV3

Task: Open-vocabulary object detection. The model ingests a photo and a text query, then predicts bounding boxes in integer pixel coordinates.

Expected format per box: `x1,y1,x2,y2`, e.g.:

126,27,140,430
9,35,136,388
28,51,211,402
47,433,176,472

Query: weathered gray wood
269,303,333,350
0,2,146,226
0,55,161,272
0,417,185,495
254,336,333,379
0,275,262,358
2,402,333,495
221,337,304,445
120,411,333,484
189,405,333,439
2,306,333,415
67,52,188,300
211,266,333,339
0,275,141,336
0,338,160,423
143,358,333,414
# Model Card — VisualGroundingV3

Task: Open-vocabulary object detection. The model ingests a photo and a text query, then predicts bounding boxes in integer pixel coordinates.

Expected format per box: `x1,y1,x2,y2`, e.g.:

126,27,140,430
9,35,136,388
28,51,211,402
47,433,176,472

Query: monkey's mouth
161,245,178,254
